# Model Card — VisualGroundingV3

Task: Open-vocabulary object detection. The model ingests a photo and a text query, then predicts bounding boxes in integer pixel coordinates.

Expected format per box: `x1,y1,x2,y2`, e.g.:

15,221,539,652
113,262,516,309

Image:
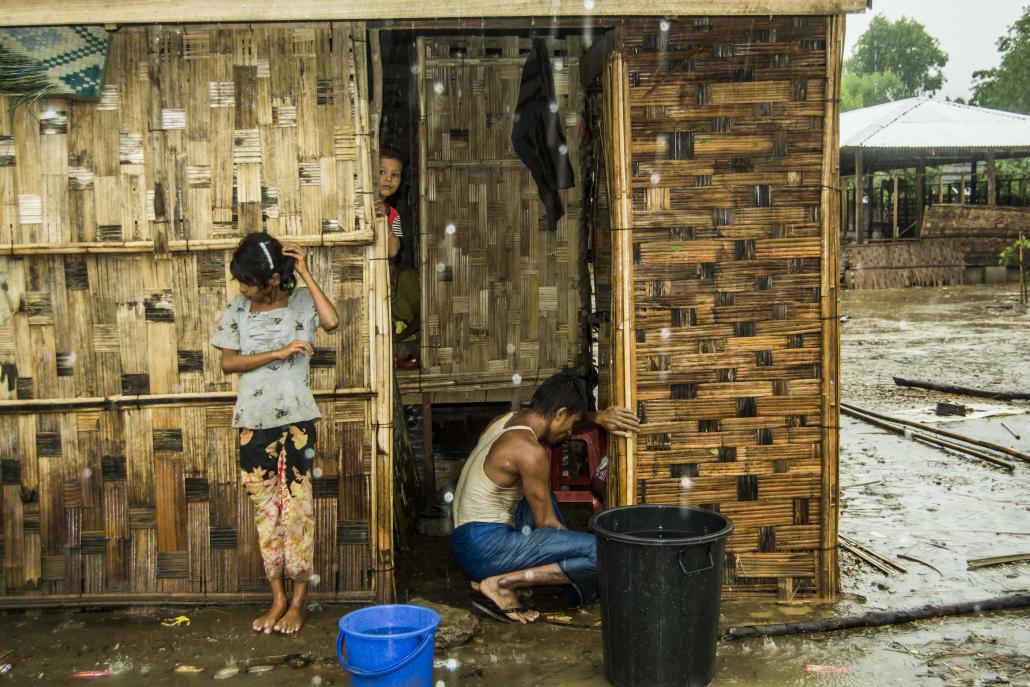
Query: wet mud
2,285,1028,686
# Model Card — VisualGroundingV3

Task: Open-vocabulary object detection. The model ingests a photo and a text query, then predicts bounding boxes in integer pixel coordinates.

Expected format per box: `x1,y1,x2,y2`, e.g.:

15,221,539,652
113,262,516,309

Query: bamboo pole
987,152,997,206
0,388,375,413
892,376,1030,402
0,234,375,256
914,159,925,236
817,14,845,600
853,150,863,244
841,402,1030,463
723,593,1030,640
967,553,1030,570
604,49,638,507
841,406,1015,471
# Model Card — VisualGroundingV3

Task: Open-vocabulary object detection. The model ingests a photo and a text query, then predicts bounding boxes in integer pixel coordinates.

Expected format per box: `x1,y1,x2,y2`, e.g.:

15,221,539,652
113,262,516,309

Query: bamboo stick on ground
967,553,1030,570
893,377,1030,402
841,406,1016,471
842,402,1029,463
723,593,1030,640
838,534,906,575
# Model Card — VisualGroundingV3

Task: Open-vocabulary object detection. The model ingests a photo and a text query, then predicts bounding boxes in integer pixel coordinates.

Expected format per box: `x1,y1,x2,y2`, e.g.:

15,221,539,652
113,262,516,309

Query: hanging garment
511,37,575,231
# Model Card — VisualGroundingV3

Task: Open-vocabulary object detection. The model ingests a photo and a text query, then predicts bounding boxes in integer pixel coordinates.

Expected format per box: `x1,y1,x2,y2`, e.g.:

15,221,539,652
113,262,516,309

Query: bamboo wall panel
614,17,838,599
418,36,583,384
843,241,965,289
0,23,382,602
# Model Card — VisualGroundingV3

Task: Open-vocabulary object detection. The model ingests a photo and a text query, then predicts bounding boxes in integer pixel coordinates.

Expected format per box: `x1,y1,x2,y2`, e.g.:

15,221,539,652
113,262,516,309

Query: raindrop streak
506,343,516,354
680,477,693,489
82,467,93,479
313,467,323,478
558,143,568,156
650,172,661,185
660,19,671,32
433,82,444,95
444,223,456,235
435,263,446,273
660,328,671,340
512,373,523,385
583,0,595,9
443,491,454,504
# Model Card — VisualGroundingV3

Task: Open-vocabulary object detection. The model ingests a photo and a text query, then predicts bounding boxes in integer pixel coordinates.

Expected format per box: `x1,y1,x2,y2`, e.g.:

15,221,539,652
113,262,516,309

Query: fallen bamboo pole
838,534,906,575
723,593,1030,640
967,553,1030,570
893,377,1030,402
841,406,1016,471
842,402,1030,464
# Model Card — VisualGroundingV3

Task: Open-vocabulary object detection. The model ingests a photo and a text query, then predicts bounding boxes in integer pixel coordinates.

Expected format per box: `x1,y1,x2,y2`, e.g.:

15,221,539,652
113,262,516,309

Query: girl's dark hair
379,146,405,166
230,232,296,292
530,371,589,419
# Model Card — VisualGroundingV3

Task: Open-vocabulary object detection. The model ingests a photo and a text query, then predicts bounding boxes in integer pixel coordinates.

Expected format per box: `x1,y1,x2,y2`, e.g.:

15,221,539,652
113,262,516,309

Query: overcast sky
844,1,1027,100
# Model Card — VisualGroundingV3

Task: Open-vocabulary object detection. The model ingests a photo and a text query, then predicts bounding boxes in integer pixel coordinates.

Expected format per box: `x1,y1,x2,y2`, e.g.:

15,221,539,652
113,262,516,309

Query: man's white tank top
452,413,536,528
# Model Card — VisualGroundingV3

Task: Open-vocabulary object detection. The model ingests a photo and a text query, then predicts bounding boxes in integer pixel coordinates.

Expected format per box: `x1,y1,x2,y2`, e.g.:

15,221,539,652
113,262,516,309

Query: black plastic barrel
590,505,733,687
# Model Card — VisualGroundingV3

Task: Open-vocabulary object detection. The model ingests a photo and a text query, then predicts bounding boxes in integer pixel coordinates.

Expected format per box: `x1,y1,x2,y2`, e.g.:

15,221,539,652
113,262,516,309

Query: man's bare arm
516,442,565,530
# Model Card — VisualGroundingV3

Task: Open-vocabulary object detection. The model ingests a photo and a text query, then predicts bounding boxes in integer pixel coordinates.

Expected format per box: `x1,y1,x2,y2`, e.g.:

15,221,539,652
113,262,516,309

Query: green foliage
846,15,948,98
841,70,903,111
971,6,1030,114
998,234,1030,267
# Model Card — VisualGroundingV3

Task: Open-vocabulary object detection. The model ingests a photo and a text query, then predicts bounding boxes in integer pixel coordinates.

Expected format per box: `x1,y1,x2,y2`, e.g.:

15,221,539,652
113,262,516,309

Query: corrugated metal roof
840,97,1030,150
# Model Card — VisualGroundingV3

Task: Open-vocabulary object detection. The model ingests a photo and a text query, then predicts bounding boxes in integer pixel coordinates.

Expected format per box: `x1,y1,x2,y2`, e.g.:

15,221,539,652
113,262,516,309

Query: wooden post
421,394,435,501
891,174,899,239
914,159,925,236
969,158,978,203
603,49,637,507
1020,178,1027,206
938,173,945,204
987,152,997,206
959,174,966,205
818,14,844,601
854,150,864,244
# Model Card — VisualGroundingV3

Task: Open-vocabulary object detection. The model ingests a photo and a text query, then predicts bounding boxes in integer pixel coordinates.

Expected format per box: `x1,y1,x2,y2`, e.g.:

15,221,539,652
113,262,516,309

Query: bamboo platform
0,23,393,602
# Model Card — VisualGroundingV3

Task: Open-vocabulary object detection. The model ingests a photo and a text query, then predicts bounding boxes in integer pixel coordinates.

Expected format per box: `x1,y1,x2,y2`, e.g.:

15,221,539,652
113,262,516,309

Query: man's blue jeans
451,495,597,606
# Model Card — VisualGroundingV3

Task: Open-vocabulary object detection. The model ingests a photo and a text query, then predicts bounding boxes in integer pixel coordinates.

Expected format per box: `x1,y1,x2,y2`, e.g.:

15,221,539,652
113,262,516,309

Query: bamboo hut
0,0,859,606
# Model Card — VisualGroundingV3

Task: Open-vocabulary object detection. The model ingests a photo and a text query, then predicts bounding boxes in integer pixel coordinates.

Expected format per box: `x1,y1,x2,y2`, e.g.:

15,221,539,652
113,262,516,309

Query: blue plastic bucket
337,604,441,687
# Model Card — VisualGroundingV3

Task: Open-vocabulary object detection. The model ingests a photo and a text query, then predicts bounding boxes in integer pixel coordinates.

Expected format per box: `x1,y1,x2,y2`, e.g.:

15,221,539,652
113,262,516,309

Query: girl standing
210,233,339,635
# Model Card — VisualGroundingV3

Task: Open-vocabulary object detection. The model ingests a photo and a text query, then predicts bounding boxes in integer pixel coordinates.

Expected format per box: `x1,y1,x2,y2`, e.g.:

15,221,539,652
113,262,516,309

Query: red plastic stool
549,428,607,514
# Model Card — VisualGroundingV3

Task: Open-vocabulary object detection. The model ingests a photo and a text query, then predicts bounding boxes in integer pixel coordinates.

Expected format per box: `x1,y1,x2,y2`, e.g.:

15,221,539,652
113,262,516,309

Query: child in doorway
210,233,339,635
376,147,405,258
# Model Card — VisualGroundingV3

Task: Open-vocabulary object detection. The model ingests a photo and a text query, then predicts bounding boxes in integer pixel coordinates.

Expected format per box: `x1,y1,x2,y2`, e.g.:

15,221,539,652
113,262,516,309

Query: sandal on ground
470,592,534,624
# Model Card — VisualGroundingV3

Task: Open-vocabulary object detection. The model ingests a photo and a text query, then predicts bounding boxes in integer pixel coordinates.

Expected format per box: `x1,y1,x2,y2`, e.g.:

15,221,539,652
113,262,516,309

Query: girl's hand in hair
276,339,314,361
282,244,309,277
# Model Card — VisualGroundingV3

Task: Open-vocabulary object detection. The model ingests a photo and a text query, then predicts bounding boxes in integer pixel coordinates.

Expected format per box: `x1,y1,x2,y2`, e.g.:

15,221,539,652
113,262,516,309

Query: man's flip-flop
470,593,530,624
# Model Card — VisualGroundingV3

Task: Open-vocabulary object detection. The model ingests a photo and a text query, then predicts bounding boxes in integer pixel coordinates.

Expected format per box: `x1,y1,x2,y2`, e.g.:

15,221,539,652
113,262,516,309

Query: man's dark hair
379,146,405,166
530,372,588,419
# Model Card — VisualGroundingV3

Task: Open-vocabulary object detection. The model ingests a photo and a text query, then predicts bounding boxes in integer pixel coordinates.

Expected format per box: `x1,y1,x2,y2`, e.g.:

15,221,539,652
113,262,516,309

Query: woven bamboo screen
416,36,584,389
0,23,390,602
602,17,842,599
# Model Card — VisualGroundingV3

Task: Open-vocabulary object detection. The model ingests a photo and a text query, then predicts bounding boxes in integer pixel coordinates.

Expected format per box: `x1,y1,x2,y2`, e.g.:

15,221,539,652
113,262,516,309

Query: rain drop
313,467,323,478
410,64,420,75
82,467,93,479
506,343,516,354
444,223,456,236
436,681,446,687
433,82,444,95
304,448,316,460
443,491,454,504
583,0,595,9
309,574,321,587
436,262,446,273
521,525,531,536
311,677,323,686
660,328,671,340
548,101,559,114
512,373,523,385
660,19,671,32
553,58,565,72
680,477,693,489
558,143,568,156
650,172,661,185
445,658,460,671
525,570,535,581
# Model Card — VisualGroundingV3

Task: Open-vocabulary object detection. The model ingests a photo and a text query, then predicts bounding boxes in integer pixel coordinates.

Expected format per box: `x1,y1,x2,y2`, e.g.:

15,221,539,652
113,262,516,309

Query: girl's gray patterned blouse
210,289,321,430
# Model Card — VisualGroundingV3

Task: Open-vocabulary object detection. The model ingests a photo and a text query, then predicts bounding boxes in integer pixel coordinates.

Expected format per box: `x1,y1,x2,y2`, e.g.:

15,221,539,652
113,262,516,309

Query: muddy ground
2,285,1028,686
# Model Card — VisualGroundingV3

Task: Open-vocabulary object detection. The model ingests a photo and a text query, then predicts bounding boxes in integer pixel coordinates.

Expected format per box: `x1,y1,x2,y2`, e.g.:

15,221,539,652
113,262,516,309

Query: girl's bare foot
275,601,308,635
253,596,288,634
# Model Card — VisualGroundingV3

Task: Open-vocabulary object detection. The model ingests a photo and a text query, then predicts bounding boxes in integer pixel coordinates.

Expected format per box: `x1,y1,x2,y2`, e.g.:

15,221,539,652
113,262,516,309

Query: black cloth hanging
511,37,575,231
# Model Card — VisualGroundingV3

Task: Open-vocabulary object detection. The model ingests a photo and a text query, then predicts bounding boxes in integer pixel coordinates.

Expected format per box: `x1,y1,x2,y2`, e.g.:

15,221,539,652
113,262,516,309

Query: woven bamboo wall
0,23,387,602
607,17,841,599
417,36,584,387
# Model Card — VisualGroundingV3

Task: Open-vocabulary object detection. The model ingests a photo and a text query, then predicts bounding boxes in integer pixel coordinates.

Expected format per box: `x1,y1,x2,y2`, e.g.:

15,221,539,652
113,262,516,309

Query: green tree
841,70,903,111
847,16,948,98
971,6,1030,114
